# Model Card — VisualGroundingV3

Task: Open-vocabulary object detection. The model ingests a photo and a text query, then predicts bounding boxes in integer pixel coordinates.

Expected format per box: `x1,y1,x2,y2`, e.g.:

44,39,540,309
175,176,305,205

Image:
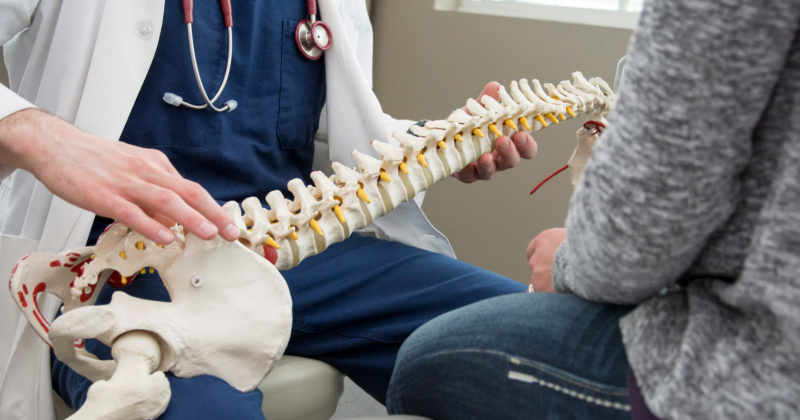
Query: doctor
0,0,536,419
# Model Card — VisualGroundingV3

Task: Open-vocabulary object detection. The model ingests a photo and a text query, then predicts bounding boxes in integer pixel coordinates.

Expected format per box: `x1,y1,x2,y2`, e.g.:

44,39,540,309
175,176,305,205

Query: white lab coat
0,1,454,418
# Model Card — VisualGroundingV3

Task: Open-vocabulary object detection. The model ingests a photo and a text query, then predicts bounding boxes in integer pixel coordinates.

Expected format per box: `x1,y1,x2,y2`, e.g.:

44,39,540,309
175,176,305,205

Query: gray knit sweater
551,1,800,419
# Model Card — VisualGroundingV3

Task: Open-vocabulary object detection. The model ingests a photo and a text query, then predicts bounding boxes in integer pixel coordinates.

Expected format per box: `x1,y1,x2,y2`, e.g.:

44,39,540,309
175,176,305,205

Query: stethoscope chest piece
295,0,332,60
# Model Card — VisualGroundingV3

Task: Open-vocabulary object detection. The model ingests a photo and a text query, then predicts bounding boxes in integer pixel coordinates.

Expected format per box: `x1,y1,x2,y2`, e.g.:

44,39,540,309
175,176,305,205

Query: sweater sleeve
552,0,800,304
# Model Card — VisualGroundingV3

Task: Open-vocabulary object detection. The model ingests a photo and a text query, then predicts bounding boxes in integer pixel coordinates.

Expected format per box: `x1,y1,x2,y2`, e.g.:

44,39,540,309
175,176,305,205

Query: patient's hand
526,228,566,293
452,82,538,184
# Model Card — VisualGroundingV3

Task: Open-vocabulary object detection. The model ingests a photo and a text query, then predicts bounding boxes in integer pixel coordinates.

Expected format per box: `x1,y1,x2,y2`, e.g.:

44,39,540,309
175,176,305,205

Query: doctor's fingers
451,152,495,183
121,144,181,176
148,174,239,242
121,180,236,243
493,136,521,171
98,197,178,245
459,81,502,115
512,131,538,160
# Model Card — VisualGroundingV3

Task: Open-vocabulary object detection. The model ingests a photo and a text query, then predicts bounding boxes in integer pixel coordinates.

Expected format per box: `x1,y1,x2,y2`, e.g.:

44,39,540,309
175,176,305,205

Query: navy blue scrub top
90,0,326,243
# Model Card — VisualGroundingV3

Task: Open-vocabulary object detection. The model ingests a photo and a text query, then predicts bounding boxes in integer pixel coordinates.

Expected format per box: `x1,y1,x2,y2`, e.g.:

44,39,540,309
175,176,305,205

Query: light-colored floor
331,378,389,419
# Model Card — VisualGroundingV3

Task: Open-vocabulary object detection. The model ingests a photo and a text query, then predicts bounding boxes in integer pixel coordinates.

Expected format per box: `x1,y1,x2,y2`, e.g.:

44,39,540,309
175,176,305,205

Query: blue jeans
52,235,526,418
387,293,634,420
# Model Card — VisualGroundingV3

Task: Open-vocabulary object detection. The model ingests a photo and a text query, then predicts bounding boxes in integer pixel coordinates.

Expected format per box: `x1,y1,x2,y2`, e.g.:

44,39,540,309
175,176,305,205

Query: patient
385,0,800,419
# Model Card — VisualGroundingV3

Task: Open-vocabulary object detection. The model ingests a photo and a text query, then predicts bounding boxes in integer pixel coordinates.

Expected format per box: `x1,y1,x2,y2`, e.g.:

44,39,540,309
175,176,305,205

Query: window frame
434,0,641,30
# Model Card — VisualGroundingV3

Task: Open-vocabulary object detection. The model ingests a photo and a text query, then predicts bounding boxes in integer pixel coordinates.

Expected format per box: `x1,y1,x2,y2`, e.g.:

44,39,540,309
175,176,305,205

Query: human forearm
0,107,239,244
0,84,39,179
552,0,800,303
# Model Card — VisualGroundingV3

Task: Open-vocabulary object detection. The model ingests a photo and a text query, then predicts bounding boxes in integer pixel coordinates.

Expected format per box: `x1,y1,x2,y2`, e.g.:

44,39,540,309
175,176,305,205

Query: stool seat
54,356,345,420
259,355,345,420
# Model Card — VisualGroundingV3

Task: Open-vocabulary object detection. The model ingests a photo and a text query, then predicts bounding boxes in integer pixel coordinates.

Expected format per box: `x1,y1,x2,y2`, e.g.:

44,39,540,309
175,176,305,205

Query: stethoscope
163,0,332,113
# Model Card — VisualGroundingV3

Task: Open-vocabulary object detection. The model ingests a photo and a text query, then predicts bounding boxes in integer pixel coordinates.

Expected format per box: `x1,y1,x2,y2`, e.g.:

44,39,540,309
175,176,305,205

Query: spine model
226,72,617,271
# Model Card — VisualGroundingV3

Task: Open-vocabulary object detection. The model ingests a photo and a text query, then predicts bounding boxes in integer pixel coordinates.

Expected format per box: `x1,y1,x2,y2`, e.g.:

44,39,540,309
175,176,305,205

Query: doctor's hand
526,228,567,293
452,82,539,184
0,109,240,245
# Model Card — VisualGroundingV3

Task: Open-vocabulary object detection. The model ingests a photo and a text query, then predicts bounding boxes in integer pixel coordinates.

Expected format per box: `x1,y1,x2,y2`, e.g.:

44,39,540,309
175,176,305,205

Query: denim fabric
387,293,634,420
52,235,526,417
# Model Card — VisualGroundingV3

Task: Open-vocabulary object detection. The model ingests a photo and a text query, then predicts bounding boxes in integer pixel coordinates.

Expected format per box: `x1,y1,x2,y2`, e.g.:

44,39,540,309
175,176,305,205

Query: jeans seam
508,370,631,412
420,348,628,397
509,356,628,396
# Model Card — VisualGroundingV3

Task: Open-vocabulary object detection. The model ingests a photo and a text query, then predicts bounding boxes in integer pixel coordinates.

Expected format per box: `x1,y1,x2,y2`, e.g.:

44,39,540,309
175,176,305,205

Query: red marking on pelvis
17,291,27,308
74,339,85,349
23,284,28,295
31,282,52,341
50,260,62,268
106,271,138,289
9,262,20,290
33,311,49,334
261,244,278,265
68,257,78,262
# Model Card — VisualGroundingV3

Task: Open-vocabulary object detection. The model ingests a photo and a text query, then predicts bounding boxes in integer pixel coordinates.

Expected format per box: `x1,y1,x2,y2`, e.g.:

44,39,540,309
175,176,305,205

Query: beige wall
371,0,632,284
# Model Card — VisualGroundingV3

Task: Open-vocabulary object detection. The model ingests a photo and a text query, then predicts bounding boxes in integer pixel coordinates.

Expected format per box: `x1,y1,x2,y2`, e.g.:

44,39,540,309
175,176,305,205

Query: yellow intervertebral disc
90,255,95,260
559,113,566,121
140,268,146,275
519,117,531,131
309,219,324,237
489,123,502,137
454,133,464,142
472,128,485,138
290,231,299,241
417,153,428,168
380,170,392,183
121,277,128,285
334,205,347,224
149,267,155,274
438,141,447,149
136,241,144,251
265,237,281,249
546,113,559,124
119,251,126,260
357,188,371,203
504,119,517,130
566,107,576,118
535,115,548,127
399,161,409,175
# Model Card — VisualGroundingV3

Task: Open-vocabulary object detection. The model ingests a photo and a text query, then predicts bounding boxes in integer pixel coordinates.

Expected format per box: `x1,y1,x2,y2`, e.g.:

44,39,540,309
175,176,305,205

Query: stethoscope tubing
166,0,327,112
179,24,234,112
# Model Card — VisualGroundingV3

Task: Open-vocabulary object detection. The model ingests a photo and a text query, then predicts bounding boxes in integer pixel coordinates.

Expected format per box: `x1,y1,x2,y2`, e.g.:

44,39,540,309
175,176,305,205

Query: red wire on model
530,164,569,195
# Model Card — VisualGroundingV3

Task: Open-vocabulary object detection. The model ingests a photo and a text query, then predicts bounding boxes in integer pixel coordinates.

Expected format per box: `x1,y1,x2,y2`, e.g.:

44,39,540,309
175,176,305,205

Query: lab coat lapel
319,0,388,168
39,0,165,254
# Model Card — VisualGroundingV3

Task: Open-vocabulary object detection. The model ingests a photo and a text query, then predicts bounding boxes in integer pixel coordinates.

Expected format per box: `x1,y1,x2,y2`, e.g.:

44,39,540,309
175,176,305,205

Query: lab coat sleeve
0,84,36,182
1,0,39,181
0,0,38,45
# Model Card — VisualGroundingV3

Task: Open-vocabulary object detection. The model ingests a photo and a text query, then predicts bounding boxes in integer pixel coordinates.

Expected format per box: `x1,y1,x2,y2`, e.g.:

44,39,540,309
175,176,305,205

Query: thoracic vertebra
225,72,616,271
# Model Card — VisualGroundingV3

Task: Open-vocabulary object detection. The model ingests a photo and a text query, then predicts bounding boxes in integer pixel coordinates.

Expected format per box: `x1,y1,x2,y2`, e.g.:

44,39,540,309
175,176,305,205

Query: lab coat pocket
277,20,327,150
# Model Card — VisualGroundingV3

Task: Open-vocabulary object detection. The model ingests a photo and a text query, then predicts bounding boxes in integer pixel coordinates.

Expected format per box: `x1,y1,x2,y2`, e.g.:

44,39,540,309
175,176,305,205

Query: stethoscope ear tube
166,0,329,112
165,0,236,112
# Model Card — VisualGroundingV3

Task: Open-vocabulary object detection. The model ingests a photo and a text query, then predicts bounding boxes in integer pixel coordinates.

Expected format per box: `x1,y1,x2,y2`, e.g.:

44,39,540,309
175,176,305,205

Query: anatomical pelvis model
9,71,615,420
